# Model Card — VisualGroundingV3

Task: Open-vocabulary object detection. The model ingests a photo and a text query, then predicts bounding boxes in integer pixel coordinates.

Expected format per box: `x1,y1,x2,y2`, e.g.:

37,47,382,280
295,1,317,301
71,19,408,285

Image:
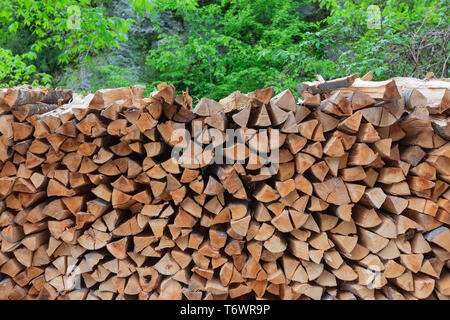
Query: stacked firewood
0,73,449,300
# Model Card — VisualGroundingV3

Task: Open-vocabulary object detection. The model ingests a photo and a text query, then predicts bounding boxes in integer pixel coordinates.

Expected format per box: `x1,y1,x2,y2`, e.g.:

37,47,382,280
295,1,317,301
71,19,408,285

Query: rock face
57,0,185,92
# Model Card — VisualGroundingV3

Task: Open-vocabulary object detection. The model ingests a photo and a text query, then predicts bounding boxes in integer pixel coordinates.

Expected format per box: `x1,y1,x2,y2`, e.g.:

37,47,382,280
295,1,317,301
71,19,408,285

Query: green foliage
146,32,283,99
144,0,317,100
285,0,449,80
92,64,134,89
0,0,447,98
0,0,132,86
0,48,51,86
144,0,447,100
128,0,198,15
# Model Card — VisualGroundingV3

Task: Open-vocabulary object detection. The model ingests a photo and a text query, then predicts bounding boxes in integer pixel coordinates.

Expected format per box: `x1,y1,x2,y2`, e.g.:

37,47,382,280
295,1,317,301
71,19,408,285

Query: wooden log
297,74,358,96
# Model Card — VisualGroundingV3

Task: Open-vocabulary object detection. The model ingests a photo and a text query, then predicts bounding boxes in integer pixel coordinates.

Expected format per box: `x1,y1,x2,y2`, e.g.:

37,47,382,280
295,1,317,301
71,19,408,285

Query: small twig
442,52,450,78
83,39,95,62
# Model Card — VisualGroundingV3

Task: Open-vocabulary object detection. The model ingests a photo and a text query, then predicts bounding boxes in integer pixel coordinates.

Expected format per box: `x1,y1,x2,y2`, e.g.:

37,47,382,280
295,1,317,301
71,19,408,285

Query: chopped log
271,89,297,112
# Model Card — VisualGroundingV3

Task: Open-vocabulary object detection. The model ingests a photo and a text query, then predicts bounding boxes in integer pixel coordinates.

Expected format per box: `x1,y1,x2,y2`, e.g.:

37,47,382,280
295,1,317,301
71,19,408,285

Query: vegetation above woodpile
0,0,448,99
0,73,449,300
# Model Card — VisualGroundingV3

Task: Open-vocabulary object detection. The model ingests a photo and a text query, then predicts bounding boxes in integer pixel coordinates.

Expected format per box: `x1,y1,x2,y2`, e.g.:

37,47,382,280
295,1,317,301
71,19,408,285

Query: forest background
0,0,448,100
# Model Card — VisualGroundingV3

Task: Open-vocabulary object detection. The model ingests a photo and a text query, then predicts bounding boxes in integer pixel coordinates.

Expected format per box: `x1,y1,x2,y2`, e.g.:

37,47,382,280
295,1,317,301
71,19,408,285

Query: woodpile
0,74,449,300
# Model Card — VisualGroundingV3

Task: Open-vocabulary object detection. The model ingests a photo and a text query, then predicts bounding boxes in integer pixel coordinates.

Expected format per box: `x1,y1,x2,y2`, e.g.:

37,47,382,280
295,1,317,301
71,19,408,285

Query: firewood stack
0,73,449,300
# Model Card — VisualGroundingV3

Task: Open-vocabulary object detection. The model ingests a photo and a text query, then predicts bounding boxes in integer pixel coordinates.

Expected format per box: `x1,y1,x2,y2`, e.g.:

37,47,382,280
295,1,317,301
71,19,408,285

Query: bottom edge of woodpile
0,74,449,300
